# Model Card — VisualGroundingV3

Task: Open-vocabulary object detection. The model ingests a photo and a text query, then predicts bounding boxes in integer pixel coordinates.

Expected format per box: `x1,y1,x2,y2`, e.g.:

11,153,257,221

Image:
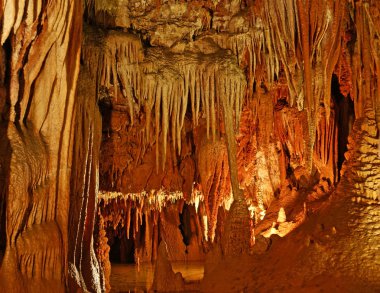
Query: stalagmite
151,241,185,292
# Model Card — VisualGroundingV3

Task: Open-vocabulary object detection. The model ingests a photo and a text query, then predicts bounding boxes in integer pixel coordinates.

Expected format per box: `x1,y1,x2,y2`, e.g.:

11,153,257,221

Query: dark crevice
331,74,355,175
108,221,136,264
0,42,12,267
179,204,192,248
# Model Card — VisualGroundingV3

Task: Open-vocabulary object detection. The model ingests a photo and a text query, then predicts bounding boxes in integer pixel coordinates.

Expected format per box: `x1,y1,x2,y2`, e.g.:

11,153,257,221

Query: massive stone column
68,66,103,292
0,1,101,292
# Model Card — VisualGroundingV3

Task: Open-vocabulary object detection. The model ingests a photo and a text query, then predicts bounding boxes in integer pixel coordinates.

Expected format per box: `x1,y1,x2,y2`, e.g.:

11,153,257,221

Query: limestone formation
151,241,185,292
0,0,379,292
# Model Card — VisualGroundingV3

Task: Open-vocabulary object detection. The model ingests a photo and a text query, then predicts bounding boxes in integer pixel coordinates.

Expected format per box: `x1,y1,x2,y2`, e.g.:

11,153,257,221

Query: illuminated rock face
0,0,379,292
0,1,102,292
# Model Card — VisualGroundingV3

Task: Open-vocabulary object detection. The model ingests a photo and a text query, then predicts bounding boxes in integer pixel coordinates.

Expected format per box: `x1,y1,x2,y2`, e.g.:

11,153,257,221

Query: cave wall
0,1,103,292
0,0,378,292
202,1,380,291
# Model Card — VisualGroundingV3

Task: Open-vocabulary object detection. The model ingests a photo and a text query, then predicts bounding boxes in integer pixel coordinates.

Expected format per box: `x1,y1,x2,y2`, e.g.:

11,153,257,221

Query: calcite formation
0,0,379,292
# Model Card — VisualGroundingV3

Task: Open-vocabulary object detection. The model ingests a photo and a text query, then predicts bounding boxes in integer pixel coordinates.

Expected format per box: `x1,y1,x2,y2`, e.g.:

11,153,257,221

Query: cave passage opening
331,74,355,175
0,195,5,266
97,199,207,291
179,203,192,249
108,226,136,264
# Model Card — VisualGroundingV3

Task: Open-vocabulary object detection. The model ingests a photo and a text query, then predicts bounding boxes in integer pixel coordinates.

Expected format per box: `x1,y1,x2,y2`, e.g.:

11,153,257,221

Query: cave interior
0,0,379,292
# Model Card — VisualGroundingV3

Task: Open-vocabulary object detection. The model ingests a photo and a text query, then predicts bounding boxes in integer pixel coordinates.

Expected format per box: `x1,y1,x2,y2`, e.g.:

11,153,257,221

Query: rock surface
0,0,379,292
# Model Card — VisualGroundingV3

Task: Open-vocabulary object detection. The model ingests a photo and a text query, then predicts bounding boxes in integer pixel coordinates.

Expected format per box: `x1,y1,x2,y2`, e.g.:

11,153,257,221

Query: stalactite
82,25,144,124
83,24,247,170
210,25,279,99
263,0,344,175
90,35,247,245
143,51,246,167
264,0,302,109
99,190,184,215
98,180,239,249
313,106,339,182
352,2,380,128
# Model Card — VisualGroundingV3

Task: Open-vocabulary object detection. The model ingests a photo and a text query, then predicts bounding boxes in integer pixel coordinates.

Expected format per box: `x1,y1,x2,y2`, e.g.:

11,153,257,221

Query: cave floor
110,261,204,292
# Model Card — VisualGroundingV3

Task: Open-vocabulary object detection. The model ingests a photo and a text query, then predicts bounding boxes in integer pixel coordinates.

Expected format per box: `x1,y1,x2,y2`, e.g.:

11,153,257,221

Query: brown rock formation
0,1,101,292
151,241,185,292
0,0,379,292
